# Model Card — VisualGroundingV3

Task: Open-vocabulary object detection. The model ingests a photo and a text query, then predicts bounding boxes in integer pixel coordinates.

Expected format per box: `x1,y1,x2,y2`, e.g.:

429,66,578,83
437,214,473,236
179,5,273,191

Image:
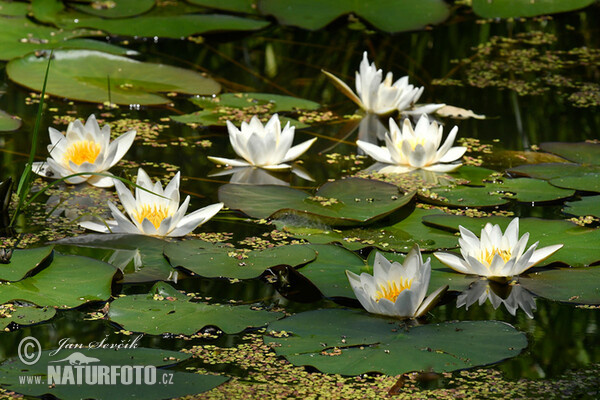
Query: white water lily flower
322,52,444,116
346,246,447,319
356,115,466,173
79,168,223,237
457,279,536,319
434,218,563,282
32,114,135,188
207,114,316,170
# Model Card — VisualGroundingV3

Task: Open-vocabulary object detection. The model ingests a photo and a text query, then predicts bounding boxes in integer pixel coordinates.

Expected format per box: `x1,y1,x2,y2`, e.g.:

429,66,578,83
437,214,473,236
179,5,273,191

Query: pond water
0,1,599,399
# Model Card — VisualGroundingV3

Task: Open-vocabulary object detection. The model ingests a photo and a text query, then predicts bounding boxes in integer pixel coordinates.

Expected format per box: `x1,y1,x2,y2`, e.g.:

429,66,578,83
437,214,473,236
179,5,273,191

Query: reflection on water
457,279,537,319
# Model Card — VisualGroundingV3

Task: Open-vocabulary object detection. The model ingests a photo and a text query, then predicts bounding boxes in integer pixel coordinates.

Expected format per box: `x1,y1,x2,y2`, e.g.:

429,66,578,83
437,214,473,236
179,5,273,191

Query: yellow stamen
374,278,413,303
133,204,170,229
63,140,101,166
479,248,512,267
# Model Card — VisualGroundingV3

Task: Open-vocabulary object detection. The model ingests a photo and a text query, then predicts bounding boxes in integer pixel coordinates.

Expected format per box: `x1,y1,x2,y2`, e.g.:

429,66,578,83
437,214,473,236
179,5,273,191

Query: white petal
322,69,364,109
422,163,462,172
79,220,117,234
105,129,136,169
281,138,317,163
438,146,467,163
414,285,448,317
87,172,115,188
207,156,252,167
527,244,563,267
167,202,224,237
434,252,471,274
356,140,394,164
107,202,141,234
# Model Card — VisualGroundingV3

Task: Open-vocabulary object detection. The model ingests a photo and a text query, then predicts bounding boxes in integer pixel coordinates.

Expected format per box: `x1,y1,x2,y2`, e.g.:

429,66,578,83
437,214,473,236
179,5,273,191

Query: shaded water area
0,1,599,399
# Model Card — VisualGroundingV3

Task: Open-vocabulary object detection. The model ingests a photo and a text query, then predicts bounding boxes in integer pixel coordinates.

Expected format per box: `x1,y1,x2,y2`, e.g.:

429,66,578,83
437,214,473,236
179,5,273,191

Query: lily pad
188,0,257,14
507,163,599,181
0,17,133,61
172,92,320,128
265,309,527,375
0,254,117,308
0,304,56,330
539,142,600,165
450,165,497,185
0,110,21,132
520,266,600,304
108,282,282,334
493,178,575,203
549,173,600,193
0,1,28,16
563,196,600,218
279,208,459,252
219,178,414,227
258,0,450,33
472,0,595,19
0,348,227,400
296,244,367,298
7,50,221,105
56,234,177,283
70,0,156,18
422,185,509,208
165,241,316,279
0,246,53,282
423,215,600,268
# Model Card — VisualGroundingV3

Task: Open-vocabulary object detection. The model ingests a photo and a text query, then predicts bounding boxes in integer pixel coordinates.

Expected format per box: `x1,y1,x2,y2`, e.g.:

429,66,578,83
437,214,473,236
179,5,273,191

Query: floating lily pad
108,282,282,334
539,142,600,165
0,17,133,61
0,254,116,308
472,0,595,19
0,348,227,400
172,92,320,128
549,173,600,193
563,196,600,218
520,266,600,304
70,0,156,18
220,178,414,227
56,234,177,283
7,50,221,105
259,0,450,33
296,244,367,298
0,304,56,330
0,246,53,282
450,165,497,185
188,0,257,14
507,163,598,181
279,208,459,252
0,110,21,132
0,1,28,16
422,185,509,208
493,178,575,203
165,241,316,279
423,215,600,268
265,309,527,375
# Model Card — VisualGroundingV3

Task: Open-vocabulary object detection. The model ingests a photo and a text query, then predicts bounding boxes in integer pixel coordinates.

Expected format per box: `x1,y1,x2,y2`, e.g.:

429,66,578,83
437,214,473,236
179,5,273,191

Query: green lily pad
0,1,28,16
56,234,176,284
219,178,415,227
265,309,527,375
450,165,497,185
472,0,595,19
188,0,257,14
563,196,600,218
0,246,53,282
423,215,600,268
279,208,460,252
70,0,156,18
165,241,316,279
0,348,227,400
0,17,133,61
507,163,598,181
0,304,56,330
0,110,21,132
549,173,600,193
296,244,367,298
0,254,117,308
258,0,450,33
172,92,320,128
539,142,600,165
422,185,509,208
108,282,282,334
494,178,575,203
7,50,221,105
520,266,600,304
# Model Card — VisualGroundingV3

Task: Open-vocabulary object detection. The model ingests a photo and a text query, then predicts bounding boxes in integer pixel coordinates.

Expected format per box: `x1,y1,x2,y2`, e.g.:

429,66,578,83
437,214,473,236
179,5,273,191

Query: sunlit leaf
165,241,316,279
220,178,414,226
472,0,595,19
265,309,527,375
69,0,156,18
108,282,282,334
7,50,221,105
0,110,21,132
0,246,53,281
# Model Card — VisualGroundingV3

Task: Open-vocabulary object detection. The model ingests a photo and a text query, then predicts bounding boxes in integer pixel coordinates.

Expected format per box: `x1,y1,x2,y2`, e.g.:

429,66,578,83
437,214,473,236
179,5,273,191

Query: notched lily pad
7,50,221,105
108,282,282,334
0,304,56,330
563,195,600,218
220,178,414,227
265,308,527,376
0,246,53,282
520,266,600,304
0,253,117,308
165,241,316,279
